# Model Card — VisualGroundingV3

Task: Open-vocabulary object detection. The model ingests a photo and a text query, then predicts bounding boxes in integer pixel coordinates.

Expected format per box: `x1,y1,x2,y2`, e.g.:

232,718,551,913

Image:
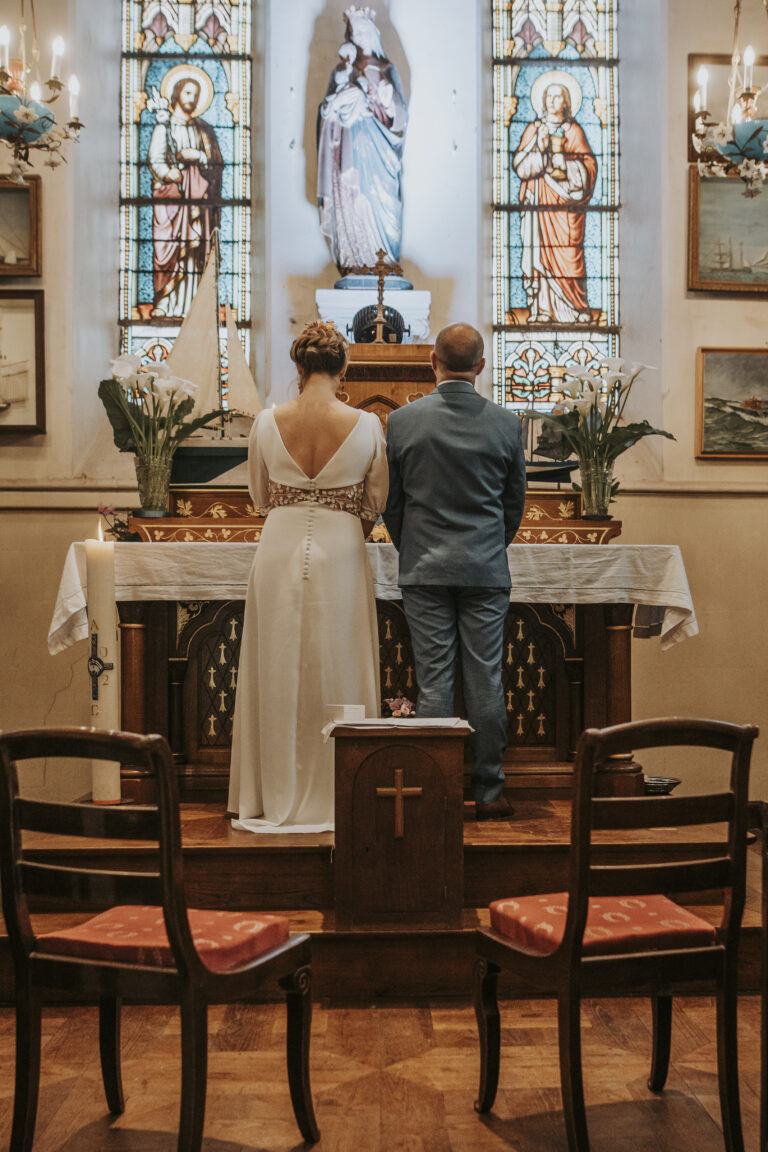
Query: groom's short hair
434,324,484,373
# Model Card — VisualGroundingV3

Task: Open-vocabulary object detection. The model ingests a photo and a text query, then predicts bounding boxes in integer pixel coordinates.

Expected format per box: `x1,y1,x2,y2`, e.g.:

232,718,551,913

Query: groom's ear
475,357,486,377
430,351,439,375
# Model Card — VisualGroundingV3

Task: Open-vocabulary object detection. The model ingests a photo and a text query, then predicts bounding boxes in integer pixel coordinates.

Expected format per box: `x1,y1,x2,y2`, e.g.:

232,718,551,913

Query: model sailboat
167,240,262,484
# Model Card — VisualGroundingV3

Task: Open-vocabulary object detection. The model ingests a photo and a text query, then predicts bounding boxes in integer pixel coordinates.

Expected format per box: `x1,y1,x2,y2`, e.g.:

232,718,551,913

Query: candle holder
0,2,83,179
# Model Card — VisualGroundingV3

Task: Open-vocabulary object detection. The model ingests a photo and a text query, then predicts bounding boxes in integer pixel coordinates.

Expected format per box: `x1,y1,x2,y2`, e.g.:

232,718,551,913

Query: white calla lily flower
110,353,142,380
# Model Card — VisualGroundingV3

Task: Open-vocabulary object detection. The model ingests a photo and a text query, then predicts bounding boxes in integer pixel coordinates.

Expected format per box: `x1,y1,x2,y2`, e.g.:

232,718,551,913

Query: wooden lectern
332,724,468,929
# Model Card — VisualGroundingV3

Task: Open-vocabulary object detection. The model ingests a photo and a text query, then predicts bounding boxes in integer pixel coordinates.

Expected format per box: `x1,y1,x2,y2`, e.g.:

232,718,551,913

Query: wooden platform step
2,799,762,1001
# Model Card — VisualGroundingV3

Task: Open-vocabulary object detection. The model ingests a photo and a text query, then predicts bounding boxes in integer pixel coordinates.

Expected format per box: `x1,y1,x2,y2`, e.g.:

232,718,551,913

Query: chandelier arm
726,0,744,124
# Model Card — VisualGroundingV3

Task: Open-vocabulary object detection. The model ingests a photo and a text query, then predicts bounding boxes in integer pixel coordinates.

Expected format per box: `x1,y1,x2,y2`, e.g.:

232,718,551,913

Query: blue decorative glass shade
0,96,55,142
716,120,768,162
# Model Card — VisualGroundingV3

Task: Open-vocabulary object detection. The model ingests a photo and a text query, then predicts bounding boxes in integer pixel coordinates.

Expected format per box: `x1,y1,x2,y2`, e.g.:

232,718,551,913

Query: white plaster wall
660,0,768,491
265,0,483,404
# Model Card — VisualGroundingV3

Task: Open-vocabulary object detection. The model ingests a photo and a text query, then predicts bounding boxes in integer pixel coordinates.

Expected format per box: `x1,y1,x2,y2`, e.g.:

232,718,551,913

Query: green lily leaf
98,379,140,453
172,408,225,445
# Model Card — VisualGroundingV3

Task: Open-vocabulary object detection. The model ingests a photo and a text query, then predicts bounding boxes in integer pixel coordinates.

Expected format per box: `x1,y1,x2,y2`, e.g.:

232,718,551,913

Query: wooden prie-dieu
121,343,634,803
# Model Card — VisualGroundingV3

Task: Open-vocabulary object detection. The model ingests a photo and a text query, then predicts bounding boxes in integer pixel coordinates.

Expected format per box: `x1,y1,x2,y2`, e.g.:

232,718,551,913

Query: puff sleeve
247,409,271,514
361,413,389,520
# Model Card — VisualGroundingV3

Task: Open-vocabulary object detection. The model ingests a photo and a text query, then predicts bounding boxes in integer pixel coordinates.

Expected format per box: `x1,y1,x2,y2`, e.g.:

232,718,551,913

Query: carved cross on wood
376,767,423,838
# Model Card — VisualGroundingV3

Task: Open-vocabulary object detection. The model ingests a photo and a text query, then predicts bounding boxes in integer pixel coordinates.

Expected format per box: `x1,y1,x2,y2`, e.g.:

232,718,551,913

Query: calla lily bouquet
529,358,674,503
99,353,223,461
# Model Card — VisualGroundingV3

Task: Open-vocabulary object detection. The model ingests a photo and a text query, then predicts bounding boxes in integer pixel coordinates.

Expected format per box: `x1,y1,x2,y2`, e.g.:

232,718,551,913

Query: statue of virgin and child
316,6,408,281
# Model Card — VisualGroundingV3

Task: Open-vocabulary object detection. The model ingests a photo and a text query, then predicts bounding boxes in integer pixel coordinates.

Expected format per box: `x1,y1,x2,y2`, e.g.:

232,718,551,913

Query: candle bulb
68,72,79,119
84,520,121,804
744,45,755,92
0,26,9,71
50,35,64,80
697,64,709,112
29,79,41,101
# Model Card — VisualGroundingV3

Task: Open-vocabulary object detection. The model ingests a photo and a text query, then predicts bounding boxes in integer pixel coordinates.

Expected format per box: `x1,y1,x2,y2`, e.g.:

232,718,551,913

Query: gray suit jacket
383,380,526,588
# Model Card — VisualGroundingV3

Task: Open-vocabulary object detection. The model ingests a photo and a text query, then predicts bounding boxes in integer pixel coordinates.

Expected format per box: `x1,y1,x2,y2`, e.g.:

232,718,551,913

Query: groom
383,324,526,820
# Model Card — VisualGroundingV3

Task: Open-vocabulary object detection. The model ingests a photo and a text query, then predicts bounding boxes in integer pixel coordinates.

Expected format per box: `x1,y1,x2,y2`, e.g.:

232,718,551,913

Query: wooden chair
473,717,758,1152
0,727,320,1152
751,799,768,1152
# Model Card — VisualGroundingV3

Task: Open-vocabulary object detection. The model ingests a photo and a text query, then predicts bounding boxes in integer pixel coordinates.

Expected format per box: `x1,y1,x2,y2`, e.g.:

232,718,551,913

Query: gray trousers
400,586,510,805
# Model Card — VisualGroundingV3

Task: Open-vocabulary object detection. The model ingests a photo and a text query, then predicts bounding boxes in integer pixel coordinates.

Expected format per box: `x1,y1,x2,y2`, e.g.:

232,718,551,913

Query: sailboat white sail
225,306,262,419
165,241,261,424
165,250,221,419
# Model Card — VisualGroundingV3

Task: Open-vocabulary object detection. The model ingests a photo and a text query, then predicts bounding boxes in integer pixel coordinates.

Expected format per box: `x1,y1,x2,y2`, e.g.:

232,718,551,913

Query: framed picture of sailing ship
0,176,41,277
0,290,45,435
696,348,768,458
688,168,768,292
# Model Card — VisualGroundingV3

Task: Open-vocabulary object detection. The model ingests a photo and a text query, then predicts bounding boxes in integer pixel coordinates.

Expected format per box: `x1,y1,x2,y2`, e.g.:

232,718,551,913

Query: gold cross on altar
376,767,422,839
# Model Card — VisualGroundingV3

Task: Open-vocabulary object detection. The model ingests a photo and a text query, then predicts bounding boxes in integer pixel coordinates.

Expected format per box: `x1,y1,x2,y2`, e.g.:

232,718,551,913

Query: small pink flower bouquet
382,696,416,718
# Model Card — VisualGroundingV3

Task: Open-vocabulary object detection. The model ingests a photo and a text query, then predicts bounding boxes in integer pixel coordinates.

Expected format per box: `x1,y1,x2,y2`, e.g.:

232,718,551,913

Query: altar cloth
48,542,698,656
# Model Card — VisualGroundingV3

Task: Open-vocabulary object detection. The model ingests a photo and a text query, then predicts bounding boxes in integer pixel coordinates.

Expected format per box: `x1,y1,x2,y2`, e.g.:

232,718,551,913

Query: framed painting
0,176,41,276
687,53,768,163
696,347,768,458
688,168,768,292
0,290,45,435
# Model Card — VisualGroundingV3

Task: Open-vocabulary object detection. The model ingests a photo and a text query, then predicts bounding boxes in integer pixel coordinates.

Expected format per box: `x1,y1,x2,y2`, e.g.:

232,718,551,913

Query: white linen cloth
49,541,697,657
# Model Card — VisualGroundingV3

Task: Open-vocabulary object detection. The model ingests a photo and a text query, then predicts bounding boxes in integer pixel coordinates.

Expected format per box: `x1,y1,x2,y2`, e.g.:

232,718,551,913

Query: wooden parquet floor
0,995,760,1151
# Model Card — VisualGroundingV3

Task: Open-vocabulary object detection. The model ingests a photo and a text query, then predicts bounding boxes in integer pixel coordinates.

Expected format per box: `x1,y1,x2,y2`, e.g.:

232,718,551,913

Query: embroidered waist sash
268,479,365,518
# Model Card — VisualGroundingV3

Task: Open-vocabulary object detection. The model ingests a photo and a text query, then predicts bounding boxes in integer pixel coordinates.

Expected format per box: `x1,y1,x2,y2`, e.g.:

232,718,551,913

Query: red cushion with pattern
489,893,718,957
36,906,291,972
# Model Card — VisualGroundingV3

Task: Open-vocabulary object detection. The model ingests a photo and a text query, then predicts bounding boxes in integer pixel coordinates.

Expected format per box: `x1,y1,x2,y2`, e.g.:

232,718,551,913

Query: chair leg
648,993,672,1092
473,956,501,1114
558,987,590,1152
716,969,745,1152
280,965,320,1143
11,980,41,1152
178,991,208,1152
99,995,125,1115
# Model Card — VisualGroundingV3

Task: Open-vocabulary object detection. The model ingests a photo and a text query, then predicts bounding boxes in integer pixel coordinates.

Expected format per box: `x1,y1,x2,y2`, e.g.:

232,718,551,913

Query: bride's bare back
273,389,361,480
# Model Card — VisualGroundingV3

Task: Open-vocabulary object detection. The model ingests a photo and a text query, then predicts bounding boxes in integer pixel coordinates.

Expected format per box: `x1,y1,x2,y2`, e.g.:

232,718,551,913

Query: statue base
316,288,431,344
334,273,413,291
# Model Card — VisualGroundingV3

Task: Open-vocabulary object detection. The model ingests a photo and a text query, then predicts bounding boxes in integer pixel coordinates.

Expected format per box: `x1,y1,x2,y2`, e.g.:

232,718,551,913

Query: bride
228,321,388,832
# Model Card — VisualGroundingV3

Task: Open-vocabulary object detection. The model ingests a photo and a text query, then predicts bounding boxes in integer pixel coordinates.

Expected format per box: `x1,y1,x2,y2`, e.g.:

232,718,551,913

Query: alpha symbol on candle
88,633,114,701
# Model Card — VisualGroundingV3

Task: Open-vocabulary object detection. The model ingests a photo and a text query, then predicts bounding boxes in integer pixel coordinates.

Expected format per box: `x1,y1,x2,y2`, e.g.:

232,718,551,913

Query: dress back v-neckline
271,408,363,480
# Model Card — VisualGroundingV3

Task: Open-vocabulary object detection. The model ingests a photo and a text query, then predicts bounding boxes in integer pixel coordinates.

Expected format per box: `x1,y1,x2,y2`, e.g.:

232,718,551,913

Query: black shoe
475,795,515,821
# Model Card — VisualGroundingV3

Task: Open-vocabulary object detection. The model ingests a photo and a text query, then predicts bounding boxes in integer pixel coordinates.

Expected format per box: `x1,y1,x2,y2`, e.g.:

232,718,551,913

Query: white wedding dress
228,407,388,832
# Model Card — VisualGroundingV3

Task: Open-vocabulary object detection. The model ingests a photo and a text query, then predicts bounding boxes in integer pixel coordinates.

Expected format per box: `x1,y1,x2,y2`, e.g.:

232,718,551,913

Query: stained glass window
120,0,252,367
492,0,620,410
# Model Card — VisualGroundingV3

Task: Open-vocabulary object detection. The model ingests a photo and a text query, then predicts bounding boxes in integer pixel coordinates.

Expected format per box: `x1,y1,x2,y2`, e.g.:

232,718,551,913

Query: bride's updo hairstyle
290,320,348,380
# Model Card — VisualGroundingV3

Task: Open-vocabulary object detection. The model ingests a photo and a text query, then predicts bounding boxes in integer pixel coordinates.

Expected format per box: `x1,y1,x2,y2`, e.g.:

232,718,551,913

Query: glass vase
578,458,614,519
134,457,172,517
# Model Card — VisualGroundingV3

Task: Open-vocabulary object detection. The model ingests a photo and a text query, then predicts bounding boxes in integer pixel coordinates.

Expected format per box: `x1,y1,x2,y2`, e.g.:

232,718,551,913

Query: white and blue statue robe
317,55,407,275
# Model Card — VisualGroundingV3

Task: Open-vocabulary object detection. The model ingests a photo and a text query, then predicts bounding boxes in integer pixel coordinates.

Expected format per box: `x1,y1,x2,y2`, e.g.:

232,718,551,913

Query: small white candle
85,522,121,804
50,35,64,80
0,26,10,71
744,45,755,93
68,73,79,119
694,91,701,114
29,80,41,101
697,65,709,112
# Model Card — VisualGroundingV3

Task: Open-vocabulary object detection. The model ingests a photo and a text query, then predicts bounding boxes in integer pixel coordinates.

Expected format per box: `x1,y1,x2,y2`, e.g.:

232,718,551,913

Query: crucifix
357,248,402,344
375,767,423,839
87,633,114,702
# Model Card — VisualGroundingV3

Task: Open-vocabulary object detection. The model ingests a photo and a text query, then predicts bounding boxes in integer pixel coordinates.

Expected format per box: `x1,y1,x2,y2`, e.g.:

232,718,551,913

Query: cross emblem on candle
375,767,422,838
87,633,114,701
